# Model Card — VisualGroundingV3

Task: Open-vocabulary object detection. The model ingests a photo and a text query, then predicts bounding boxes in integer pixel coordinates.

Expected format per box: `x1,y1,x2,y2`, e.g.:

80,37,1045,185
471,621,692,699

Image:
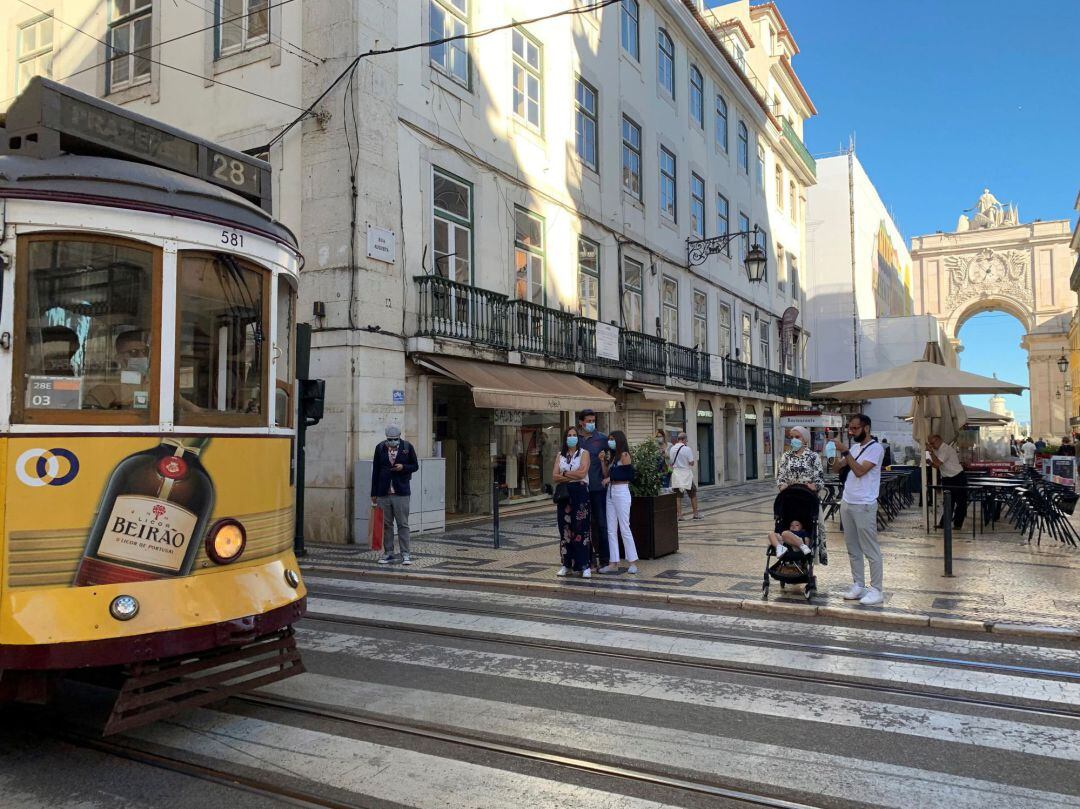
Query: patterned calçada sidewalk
301,480,1080,634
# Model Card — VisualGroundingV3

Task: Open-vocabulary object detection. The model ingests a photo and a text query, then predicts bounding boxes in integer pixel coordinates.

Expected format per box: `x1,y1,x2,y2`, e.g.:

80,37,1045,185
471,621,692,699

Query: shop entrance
724,404,739,482
696,400,715,486
763,408,775,478
745,408,758,481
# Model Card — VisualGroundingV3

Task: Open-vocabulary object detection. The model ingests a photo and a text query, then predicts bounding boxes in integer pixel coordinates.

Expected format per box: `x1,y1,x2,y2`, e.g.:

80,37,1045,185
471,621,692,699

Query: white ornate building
911,189,1075,441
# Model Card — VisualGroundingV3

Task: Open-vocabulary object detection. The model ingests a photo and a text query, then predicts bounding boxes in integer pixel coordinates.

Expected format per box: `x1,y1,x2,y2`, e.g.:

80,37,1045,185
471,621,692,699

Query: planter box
629,492,679,559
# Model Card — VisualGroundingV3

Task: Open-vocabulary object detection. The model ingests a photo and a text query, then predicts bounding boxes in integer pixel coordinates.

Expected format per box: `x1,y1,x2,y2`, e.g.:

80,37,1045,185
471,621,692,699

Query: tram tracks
305,586,1080,681
232,690,826,809
302,607,1080,720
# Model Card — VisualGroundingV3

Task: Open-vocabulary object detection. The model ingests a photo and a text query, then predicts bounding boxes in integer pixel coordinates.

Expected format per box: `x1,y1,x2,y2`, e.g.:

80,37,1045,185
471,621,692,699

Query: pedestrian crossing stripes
118,580,1080,808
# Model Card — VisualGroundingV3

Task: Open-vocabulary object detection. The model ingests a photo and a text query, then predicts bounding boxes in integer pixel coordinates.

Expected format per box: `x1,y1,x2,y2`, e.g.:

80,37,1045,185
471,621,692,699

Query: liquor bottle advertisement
3,436,295,589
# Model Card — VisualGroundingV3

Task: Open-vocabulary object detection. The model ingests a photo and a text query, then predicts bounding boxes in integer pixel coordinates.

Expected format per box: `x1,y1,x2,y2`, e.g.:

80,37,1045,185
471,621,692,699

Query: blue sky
773,0,1080,422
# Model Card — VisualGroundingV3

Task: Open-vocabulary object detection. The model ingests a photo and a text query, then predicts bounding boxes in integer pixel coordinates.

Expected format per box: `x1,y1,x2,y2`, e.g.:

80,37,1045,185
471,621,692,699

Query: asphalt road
3,573,1080,808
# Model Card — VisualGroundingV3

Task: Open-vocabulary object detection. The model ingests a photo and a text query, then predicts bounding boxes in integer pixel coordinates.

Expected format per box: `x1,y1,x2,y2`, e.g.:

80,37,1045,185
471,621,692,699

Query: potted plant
627,439,679,559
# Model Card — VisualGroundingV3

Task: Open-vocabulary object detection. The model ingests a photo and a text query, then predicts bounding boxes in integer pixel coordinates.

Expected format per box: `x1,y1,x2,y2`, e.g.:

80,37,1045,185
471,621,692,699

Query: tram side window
176,253,266,425
20,237,156,420
275,275,295,427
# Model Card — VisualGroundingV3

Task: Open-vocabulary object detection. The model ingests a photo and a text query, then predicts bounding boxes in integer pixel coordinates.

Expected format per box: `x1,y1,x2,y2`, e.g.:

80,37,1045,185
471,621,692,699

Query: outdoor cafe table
931,479,1024,535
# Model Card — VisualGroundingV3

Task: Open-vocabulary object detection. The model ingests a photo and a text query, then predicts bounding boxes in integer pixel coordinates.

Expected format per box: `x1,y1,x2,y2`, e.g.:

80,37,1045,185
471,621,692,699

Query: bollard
492,478,501,550
942,489,954,577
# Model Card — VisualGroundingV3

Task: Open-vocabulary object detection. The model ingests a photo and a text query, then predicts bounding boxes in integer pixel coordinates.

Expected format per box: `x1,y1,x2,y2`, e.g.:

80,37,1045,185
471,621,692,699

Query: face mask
584,423,596,433
607,439,616,450
657,437,665,444
566,436,579,448
789,438,803,451
125,357,150,375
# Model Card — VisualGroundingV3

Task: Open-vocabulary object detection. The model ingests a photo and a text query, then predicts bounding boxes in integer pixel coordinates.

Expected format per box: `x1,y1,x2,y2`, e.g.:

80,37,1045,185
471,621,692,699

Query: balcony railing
781,116,817,178
414,276,812,399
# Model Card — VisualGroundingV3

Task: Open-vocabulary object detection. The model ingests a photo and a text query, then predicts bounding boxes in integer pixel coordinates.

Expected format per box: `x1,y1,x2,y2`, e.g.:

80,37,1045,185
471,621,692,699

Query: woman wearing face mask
777,426,823,492
599,430,639,574
552,426,593,578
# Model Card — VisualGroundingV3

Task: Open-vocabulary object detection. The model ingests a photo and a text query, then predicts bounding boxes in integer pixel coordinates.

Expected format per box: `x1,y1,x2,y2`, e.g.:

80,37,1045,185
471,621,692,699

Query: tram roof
0,153,298,250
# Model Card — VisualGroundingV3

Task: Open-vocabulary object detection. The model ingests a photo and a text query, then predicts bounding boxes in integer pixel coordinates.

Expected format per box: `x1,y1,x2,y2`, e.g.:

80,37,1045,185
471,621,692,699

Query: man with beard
833,413,885,606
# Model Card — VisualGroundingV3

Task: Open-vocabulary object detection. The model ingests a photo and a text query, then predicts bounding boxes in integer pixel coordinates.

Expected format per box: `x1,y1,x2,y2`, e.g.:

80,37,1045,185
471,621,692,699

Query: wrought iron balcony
748,365,769,393
621,330,668,376
781,116,816,178
667,343,702,380
415,275,508,347
724,358,749,389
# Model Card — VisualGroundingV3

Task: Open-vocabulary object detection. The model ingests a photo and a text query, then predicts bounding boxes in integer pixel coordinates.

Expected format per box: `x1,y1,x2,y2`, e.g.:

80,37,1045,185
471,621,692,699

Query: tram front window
19,236,156,421
176,253,266,425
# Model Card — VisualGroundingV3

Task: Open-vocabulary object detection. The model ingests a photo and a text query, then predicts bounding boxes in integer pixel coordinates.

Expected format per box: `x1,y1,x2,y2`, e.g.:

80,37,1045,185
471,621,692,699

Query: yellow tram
0,79,307,731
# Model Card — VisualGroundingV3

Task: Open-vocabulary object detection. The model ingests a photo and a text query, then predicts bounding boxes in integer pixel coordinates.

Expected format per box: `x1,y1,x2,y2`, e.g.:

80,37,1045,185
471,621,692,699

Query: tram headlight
206,518,246,564
284,569,300,588
109,595,140,621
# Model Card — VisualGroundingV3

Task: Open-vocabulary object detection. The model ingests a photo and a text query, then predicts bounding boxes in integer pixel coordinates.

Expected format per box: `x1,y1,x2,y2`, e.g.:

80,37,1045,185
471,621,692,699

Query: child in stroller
762,485,823,601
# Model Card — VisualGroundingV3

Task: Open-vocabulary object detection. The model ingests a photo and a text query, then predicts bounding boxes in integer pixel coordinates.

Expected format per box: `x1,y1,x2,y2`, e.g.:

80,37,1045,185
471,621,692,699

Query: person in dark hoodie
370,424,420,565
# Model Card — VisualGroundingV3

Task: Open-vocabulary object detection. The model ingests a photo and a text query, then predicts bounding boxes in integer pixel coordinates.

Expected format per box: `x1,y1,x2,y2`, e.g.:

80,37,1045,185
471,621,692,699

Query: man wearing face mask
577,409,610,569
85,330,151,410
370,425,419,565
833,413,886,606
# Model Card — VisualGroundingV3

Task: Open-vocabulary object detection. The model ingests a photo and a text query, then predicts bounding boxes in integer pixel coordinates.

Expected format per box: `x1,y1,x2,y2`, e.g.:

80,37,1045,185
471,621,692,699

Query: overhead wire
174,0,322,66
14,0,312,113
266,0,623,149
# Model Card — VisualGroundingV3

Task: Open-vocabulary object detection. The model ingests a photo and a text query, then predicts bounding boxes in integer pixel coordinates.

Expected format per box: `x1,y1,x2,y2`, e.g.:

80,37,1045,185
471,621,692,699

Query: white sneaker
597,564,619,574
377,555,395,565
843,583,866,600
859,587,884,606
401,554,412,566
775,545,788,559
582,568,592,578
557,566,568,577
800,544,812,556
627,564,638,574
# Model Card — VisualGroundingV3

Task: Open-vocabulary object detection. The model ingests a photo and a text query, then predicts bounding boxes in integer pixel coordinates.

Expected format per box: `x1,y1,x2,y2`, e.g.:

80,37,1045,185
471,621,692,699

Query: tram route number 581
221,230,245,248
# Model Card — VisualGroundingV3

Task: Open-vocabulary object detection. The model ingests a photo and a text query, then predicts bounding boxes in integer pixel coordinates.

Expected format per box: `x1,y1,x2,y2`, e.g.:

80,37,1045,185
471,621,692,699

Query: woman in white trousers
599,430,639,574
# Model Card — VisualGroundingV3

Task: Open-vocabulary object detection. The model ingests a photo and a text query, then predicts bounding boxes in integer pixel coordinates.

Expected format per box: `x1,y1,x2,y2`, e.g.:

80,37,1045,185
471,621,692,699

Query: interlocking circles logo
16,447,80,487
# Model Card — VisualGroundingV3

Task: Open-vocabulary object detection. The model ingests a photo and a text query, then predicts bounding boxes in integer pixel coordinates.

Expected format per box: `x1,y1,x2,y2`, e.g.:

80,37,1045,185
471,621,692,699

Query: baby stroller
762,485,824,601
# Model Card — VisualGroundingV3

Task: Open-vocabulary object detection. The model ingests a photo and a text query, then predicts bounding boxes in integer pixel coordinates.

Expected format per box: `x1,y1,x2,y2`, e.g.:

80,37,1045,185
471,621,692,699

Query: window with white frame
715,94,728,151
429,0,469,86
776,243,786,292
661,276,678,343
756,143,766,191
218,0,269,57
789,180,797,223
16,15,53,93
622,115,642,199
622,257,644,332
775,165,784,211
657,28,674,97
759,319,771,369
108,0,153,92
690,173,705,239
574,76,598,171
716,193,730,256
738,212,750,263
718,302,732,356
620,0,639,60
512,28,541,130
791,256,801,302
659,146,676,221
432,169,472,284
741,312,752,362
692,290,708,351
737,120,748,173
514,207,545,304
689,65,704,127
578,237,600,320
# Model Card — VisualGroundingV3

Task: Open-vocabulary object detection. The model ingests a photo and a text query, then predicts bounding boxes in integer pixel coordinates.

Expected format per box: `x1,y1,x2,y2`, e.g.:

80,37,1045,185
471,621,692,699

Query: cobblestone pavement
301,481,1080,630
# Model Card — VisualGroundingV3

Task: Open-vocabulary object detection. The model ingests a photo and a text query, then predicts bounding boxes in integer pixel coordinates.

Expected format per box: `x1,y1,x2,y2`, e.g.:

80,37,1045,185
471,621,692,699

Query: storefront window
176,253,266,425
664,401,686,442
495,409,561,502
17,235,158,424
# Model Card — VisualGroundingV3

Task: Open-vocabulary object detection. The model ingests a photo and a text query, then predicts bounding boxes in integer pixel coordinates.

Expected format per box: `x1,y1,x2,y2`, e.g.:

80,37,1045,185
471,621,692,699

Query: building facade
1,0,817,541
911,189,1075,442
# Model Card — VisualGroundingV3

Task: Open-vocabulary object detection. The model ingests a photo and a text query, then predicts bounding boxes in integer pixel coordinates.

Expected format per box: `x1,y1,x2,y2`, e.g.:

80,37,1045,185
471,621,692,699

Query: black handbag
553,483,571,503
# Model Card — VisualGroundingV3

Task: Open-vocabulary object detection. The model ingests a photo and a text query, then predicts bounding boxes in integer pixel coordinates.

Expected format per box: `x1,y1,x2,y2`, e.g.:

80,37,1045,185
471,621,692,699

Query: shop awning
419,356,615,412
622,383,686,403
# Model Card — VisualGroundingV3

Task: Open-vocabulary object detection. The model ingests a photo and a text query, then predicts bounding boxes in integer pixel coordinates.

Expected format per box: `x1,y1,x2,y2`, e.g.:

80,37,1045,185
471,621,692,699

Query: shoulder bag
838,439,877,485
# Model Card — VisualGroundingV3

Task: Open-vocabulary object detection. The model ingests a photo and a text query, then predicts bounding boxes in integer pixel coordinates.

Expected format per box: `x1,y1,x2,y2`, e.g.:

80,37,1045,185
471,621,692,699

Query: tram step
103,627,304,736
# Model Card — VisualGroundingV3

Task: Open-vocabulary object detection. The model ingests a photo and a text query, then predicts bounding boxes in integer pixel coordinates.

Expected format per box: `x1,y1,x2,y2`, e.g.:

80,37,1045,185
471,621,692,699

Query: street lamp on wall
1057,351,1069,374
687,225,767,283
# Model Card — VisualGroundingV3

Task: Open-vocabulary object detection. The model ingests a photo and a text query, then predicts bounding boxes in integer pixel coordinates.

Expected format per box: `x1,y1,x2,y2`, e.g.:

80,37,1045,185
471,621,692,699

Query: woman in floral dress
553,426,593,578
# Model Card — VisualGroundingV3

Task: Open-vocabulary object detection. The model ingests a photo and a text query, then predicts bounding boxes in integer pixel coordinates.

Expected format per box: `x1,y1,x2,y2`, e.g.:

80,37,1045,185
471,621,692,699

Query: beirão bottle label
96,495,199,573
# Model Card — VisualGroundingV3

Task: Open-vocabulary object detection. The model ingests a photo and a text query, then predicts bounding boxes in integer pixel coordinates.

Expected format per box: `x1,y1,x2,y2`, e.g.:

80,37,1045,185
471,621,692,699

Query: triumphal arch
911,189,1076,439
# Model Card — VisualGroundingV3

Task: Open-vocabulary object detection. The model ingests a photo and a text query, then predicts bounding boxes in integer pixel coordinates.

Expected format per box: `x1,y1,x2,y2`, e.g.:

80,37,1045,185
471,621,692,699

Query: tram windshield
16,235,292,427
22,236,157,417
